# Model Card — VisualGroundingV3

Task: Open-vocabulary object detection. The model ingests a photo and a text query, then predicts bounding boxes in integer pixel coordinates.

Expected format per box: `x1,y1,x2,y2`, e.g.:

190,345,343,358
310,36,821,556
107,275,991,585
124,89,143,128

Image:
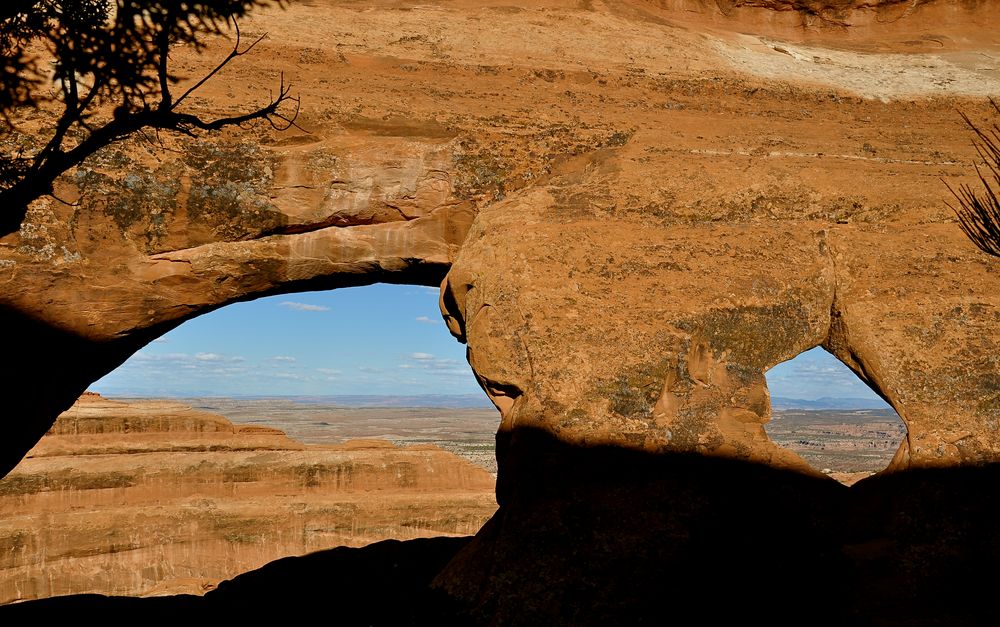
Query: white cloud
358,366,382,373
209,366,249,376
270,355,296,363
399,352,471,378
124,351,246,375
132,351,189,362
415,316,441,324
152,337,169,343
765,346,878,400
279,301,330,312
315,367,341,381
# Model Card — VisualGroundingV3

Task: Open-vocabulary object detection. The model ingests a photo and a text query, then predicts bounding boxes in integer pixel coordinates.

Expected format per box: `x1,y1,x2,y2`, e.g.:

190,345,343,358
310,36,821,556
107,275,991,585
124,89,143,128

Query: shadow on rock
437,427,1000,627
5,427,1000,626
0,536,471,624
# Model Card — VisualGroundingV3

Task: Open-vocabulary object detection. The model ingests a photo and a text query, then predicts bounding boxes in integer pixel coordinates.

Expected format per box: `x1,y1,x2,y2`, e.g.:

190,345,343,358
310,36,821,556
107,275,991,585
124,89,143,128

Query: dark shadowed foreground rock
5,442,1000,625
434,429,1000,626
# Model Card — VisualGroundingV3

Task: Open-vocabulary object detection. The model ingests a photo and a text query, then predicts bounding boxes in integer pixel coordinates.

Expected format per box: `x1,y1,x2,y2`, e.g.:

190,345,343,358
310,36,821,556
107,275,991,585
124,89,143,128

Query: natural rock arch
0,124,475,477
2,0,997,482
2,1,1000,622
761,346,909,481
441,185,997,492
3,100,998,485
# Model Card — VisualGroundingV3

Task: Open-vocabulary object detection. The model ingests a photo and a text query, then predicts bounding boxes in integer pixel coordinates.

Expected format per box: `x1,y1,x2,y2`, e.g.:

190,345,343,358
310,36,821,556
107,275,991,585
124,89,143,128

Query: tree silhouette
0,0,298,237
946,99,1000,257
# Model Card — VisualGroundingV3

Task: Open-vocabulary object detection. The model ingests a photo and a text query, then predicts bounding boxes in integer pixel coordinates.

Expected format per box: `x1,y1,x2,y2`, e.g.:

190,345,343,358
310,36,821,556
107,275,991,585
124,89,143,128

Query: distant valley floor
765,408,906,484
180,398,906,483
178,398,502,475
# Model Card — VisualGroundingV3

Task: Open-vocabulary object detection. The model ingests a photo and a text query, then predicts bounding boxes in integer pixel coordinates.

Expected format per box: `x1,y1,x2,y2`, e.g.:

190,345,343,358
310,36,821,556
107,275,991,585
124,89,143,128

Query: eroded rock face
0,91,475,477
442,188,999,480
0,394,496,604
1,0,999,621
2,0,997,476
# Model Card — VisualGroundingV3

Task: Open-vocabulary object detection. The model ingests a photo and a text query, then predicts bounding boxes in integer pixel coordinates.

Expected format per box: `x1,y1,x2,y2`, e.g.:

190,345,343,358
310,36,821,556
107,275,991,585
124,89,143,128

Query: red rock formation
0,0,998,623
0,395,496,604
0,0,996,476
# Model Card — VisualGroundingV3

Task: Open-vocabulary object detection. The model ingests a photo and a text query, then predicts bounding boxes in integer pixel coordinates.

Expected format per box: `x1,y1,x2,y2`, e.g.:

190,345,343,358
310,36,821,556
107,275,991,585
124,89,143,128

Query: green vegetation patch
678,304,812,380
596,357,674,419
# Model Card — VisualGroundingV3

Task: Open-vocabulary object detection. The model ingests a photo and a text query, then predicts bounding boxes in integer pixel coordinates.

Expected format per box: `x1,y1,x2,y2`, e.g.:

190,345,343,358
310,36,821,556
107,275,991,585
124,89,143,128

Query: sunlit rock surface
0,394,496,604
1,0,999,623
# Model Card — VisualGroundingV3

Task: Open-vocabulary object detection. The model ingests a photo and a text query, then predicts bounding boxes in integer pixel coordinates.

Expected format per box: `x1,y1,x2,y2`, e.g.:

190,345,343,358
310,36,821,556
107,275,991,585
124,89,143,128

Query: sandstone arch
2,0,1000,622
761,347,908,481
441,183,997,492
0,125,475,477
1,0,996,481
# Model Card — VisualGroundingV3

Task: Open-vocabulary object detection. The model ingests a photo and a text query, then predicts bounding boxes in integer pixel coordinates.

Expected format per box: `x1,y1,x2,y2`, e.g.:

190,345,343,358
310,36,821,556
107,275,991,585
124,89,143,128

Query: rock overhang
0,0,997,480
0,1,998,623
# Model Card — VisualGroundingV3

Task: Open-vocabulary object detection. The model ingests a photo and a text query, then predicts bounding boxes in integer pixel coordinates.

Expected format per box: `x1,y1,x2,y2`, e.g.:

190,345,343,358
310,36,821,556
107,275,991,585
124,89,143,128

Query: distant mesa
770,396,892,411
175,394,495,409
0,394,496,605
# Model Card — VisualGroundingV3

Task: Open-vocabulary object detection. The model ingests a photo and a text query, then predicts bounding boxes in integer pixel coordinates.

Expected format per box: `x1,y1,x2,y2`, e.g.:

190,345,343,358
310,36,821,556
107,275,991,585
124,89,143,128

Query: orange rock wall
0,396,496,604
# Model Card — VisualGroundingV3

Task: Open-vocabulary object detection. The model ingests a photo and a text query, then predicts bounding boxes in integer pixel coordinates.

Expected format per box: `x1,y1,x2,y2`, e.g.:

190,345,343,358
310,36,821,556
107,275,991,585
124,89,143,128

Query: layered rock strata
2,0,997,476
0,394,496,604
1,0,999,623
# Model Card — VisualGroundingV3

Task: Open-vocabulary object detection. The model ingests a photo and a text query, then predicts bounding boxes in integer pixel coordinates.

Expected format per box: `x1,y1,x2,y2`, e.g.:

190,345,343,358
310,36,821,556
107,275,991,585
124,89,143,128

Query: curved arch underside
1,2,999,623
1,0,998,481
0,7,1000,480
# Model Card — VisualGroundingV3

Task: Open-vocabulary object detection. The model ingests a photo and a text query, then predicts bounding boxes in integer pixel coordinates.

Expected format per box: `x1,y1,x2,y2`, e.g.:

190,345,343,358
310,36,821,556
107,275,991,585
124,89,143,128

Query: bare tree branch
945,98,1000,258
172,20,267,110
0,1,296,238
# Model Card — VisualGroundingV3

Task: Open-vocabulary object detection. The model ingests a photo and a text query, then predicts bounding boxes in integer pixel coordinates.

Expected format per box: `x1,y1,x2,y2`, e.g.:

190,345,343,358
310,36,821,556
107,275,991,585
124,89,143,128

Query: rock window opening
763,346,907,486
0,284,497,605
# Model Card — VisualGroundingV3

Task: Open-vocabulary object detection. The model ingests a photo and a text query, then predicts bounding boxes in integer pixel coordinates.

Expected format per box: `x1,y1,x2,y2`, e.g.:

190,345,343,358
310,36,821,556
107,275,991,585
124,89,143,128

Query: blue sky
92,284,882,401
765,346,881,401
92,284,480,397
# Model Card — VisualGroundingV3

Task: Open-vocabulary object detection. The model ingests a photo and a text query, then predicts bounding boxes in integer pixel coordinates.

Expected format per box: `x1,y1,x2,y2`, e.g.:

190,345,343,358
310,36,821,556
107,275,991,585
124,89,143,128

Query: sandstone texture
2,0,999,623
0,394,496,604
0,0,996,474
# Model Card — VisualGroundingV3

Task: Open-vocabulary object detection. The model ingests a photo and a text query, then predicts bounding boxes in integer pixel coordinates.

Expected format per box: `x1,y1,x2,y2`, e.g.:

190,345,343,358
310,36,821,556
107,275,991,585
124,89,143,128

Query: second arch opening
764,346,906,485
